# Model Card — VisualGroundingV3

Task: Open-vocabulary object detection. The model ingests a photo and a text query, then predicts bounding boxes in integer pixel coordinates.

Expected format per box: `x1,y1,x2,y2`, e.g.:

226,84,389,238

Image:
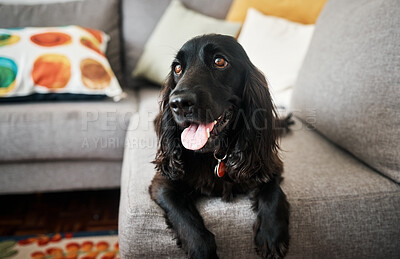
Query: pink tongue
181,122,215,150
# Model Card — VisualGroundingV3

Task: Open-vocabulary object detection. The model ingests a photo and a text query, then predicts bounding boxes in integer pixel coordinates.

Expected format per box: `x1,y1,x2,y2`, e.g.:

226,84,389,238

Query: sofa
0,0,399,258
117,0,400,258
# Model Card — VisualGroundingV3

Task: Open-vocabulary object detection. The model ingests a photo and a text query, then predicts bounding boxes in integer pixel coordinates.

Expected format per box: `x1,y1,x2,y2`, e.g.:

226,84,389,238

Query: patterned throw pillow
0,26,123,101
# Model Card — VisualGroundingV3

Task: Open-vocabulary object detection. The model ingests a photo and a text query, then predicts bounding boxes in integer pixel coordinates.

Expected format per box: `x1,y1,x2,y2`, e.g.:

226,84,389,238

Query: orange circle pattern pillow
0,26,122,99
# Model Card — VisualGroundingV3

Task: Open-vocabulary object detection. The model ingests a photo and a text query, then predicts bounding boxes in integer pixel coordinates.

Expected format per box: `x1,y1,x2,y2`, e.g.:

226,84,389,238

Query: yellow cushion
226,0,327,24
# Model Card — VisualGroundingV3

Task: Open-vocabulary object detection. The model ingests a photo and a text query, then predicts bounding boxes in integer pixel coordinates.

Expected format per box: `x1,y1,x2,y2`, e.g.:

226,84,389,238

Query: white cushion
238,8,314,109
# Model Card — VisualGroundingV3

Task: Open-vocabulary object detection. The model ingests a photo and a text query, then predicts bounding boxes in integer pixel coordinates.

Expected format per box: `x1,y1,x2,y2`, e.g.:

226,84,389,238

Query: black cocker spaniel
150,34,291,259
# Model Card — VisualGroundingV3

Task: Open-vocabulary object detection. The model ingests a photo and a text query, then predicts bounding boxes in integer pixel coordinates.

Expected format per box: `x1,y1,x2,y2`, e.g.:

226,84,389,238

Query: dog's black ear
227,66,283,182
153,72,185,180
154,73,173,138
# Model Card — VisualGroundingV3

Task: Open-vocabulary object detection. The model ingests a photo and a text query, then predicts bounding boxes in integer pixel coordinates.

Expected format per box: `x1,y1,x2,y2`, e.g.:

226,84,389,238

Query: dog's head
155,34,282,181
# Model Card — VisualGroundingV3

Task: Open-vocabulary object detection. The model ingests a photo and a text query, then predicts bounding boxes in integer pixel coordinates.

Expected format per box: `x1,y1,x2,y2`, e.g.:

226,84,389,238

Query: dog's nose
169,93,196,115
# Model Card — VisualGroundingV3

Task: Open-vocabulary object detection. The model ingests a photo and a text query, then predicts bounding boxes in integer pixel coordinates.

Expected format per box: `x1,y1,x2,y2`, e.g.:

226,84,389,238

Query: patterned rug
0,231,119,259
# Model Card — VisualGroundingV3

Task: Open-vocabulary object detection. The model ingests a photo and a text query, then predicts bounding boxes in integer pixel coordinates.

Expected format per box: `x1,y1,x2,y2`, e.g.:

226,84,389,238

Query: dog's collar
213,151,227,178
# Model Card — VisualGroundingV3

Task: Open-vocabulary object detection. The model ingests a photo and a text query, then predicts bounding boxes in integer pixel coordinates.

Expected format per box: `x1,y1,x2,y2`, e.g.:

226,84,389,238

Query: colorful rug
0,231,119,259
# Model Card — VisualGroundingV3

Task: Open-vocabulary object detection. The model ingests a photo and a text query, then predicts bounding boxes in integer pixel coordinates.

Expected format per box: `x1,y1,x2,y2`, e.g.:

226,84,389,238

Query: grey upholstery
118,89,400,258
0,91,137,162
0,161,121,194
0,90,138,194
291,0,400,182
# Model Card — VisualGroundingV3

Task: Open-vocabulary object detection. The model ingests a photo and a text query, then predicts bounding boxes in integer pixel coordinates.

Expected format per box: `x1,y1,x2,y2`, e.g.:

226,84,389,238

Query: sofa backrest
121,0,233,87
291,0,400,182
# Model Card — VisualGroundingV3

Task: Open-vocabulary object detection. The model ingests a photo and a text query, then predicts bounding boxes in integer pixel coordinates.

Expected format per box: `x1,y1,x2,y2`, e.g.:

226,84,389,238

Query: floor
0,189,119,237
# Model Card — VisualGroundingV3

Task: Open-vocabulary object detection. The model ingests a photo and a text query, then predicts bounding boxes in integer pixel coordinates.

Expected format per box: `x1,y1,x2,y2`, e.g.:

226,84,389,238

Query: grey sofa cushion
0,0,123,83
0,160,121,194
118,89,400,258
0,90,138,162
122,0,233,87
290,0,400,182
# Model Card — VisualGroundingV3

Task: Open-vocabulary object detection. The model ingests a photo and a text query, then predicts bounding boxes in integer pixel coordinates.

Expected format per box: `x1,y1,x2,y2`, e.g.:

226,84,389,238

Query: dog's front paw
253,217,289,258
188,231,218,259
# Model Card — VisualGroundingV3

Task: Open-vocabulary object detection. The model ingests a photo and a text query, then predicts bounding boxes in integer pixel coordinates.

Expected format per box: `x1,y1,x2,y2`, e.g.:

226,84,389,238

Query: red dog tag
214,160,225,178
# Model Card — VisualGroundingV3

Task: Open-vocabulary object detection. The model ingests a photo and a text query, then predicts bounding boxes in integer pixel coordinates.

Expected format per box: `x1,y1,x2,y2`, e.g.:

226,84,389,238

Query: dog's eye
214,57,228,68
174,64,182,75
